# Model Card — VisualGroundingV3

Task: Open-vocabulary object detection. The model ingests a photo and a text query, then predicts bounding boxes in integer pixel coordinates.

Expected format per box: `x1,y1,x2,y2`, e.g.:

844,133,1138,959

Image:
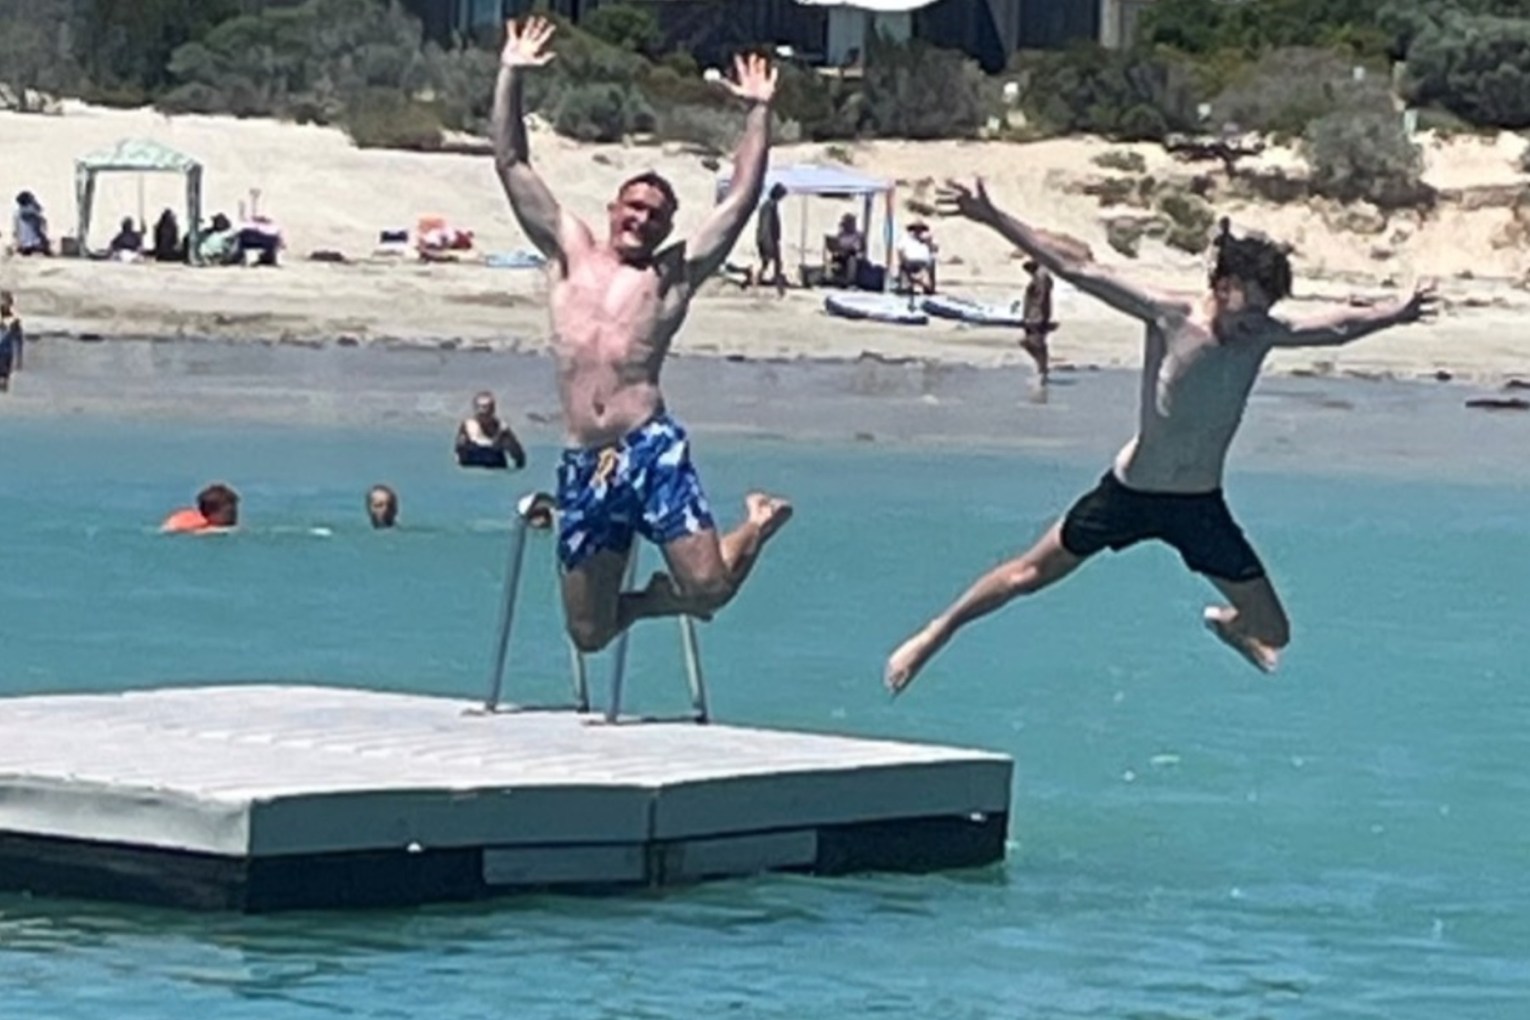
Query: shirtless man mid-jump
493,17,792,653
886,179,1437,693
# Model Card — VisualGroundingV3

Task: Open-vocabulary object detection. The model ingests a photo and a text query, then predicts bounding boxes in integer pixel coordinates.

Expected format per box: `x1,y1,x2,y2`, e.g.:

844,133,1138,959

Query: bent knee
678,572,734,611
566,618,615,655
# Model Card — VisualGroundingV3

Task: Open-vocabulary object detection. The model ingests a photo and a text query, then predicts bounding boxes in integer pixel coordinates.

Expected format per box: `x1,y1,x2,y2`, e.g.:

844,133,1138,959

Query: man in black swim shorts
886,181,1437,692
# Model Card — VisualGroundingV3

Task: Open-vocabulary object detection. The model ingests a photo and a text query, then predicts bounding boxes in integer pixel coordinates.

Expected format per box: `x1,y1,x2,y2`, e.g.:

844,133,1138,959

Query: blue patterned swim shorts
555,413,716,571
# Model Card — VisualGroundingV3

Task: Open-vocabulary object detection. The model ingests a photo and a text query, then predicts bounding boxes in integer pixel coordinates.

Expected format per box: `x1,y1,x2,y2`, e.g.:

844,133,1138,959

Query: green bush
581,3,661,57
342,87,444,150
552,82,654,143
1093,149,1148,173
1303,110,1429,207
861,36,992,140
1400,12,1530,128
1208,47,1395,139
1157,189,1217,252
774,62,858,140
1010,44,1202,142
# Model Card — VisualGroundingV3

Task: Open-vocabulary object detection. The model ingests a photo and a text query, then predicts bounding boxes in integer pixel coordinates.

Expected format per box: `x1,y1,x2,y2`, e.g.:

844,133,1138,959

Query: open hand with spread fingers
719,52,778,105
934,178,997,224
502,16,556,69
1400,279,1439,324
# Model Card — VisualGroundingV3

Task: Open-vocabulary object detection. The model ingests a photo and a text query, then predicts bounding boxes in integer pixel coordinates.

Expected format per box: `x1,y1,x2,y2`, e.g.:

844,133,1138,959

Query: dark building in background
402,1,1147,71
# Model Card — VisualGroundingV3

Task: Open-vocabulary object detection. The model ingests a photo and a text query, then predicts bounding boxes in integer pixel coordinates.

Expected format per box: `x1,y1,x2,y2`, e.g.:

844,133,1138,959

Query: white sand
2,104,1528,382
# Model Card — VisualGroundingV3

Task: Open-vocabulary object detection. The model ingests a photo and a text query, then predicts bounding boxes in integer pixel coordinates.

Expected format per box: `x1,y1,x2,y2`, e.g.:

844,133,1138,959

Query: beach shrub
1157,189,1218,252
553,82,654,143
1207,46,1394,139
860,36,992,140
1303,110,1430,208
1397,12,1530,128
773,62,858,141
1010,45,1202,142
582,3,661,57
341,87,444,150
0,0,83,112
1093,149,1148,173
1141,0,1394,59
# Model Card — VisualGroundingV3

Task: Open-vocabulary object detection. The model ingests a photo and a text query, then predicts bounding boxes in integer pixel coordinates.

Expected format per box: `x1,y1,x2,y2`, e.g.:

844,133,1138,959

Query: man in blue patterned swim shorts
492,18,793,652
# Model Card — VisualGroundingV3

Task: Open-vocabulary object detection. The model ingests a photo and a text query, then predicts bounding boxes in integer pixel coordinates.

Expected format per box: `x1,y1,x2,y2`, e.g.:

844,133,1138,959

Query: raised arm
1272,281,1438,347
683,53,777,282
493,18,585,266
936,179,1178,323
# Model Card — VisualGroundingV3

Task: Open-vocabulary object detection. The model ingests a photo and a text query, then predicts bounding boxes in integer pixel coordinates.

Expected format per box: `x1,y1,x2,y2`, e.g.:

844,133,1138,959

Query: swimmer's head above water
367,485,399,529
607,171,677,264
162,482,239,533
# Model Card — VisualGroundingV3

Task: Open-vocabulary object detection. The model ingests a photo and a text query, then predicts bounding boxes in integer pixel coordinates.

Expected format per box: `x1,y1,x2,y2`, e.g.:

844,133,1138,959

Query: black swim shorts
1060,472,1266,583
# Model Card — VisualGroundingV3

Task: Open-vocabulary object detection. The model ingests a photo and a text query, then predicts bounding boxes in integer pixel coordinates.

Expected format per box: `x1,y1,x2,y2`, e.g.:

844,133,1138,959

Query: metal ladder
480,492,711,723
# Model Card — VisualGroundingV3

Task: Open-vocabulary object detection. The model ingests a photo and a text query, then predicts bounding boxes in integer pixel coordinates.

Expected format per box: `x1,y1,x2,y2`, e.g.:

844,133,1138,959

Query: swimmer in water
162,483,240,534
367,485,399,529
885,182,1437,694
492,17,792,653
455,391,527,470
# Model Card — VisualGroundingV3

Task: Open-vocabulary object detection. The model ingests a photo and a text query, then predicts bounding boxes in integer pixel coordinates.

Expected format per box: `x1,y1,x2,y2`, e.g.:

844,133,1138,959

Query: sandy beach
2,103,1529,387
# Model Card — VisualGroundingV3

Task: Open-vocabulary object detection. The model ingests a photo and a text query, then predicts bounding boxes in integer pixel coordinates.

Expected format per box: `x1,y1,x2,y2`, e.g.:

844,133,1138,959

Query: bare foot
884,621,947,697
746,491,794,541
1203,606,1280,674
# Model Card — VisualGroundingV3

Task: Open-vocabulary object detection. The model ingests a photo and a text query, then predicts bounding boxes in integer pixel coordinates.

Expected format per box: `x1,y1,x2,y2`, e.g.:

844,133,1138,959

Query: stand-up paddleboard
922,294,1026,328
824,291,928,325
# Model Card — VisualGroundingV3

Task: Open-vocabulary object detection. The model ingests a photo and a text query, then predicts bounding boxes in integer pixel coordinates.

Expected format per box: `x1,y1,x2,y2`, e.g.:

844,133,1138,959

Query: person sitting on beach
455,391,527,470
492,16,793,653
896,222,938,295
12,191,51,257
198,214,240,265
108,217,143,260
1019,259,1056,384
0,291,21,393
885,178,1437,693
827,213,863,287
153,209,183,262
367,485,400,529
752,182,788,296
161,483,240,534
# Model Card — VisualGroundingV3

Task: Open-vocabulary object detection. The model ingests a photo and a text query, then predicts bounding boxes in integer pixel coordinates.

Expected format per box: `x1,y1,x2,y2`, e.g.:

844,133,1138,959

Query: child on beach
886,179,1437,694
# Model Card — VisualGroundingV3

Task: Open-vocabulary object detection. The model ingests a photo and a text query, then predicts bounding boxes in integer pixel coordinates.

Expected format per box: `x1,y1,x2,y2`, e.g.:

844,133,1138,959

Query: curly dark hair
1210,228,1293,304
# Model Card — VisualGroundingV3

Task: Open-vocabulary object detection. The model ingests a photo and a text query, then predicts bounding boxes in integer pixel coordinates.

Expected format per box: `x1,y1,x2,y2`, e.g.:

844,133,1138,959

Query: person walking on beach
491,16,793,654
0,291,22,393
1019,259,1054,384
753,182,788,296
885,179,1437,693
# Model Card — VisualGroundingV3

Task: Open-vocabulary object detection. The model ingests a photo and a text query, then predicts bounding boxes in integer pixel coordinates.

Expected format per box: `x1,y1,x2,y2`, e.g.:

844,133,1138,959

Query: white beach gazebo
74,138,205,260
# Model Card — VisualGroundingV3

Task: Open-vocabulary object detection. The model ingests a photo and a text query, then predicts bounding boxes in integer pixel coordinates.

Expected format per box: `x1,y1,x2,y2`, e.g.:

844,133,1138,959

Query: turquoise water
1,415,1527,1019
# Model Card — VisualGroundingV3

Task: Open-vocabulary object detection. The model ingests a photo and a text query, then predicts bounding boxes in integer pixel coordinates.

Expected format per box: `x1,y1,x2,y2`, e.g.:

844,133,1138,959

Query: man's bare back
491,17,791,654
885,178,1437,694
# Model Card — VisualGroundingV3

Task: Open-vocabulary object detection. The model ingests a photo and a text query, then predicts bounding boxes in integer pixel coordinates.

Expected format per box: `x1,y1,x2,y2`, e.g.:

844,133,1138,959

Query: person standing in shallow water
0,291,22,392
1019,260,1054,384
885,179,1438,694
492,16,792,655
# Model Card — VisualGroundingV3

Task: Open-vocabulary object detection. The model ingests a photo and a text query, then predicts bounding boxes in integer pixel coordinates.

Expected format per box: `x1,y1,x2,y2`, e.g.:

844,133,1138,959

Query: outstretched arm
683,54,777,282
493,18,586,266
1273,281,1438,347
936,179,1179,323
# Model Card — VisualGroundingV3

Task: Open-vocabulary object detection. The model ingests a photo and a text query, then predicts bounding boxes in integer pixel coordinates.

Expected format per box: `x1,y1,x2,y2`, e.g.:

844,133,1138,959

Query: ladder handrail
483,492,710,723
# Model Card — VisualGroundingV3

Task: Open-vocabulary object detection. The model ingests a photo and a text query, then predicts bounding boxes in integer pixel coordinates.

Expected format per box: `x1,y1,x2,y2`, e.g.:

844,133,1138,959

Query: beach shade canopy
74,138,204,259
714,163,899,289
